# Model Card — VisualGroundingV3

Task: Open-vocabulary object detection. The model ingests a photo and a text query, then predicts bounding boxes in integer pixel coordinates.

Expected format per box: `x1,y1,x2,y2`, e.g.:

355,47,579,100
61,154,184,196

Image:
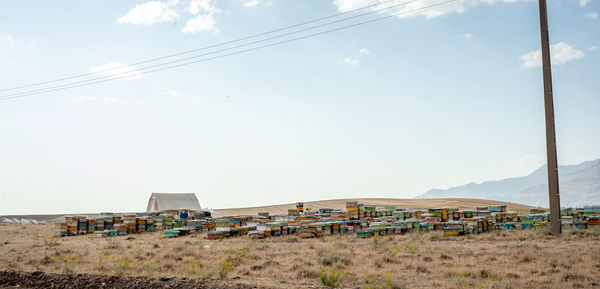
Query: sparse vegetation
318,267,347,287
44,237,59,247
1,224,599,288
218,259,232,279
115,257,131,272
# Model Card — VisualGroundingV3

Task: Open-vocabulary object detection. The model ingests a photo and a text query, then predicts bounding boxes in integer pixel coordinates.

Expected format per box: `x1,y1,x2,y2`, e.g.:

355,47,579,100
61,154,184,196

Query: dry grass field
1,224,599,289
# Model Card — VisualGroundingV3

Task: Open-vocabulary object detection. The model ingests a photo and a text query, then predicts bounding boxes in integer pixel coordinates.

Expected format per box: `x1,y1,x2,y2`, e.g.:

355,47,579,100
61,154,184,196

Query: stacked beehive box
101,213,113,230
296,202,304,213
346,201,359,220
55,222,67,237
115,224,127,236
145,217,154,231
136,217,146,233
162,214,173,229
65,216,77,236
588,216,600,227
95,218,104,231
123,214,136,234
86,218,95,234
77,216,87,235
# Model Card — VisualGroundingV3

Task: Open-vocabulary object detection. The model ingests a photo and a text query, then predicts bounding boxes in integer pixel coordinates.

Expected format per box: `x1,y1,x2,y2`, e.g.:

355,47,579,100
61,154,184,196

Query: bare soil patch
0,270,264,289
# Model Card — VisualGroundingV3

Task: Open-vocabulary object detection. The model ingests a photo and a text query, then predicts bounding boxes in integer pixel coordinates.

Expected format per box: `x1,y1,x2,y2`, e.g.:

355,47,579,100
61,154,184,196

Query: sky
0,0,599,215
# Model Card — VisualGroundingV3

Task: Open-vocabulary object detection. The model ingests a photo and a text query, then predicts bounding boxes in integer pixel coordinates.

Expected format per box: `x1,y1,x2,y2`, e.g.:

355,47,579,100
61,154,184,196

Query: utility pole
538,0,561,236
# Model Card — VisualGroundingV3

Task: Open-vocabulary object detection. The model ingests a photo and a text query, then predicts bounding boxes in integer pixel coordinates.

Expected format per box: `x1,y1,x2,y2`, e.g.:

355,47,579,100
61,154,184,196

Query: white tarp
1,218,38,224
146,192,201,212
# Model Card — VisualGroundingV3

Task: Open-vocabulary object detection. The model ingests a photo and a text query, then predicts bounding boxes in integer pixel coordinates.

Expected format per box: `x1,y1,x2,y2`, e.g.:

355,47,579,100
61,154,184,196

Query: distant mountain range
416,159,600,207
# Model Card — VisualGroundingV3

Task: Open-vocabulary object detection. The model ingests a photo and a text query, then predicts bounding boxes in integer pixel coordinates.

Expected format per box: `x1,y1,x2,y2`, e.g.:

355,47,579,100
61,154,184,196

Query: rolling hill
213,198,531,217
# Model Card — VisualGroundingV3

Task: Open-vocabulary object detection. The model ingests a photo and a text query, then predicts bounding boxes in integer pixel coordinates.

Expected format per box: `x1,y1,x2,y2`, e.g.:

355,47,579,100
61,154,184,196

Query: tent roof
146,192,201,212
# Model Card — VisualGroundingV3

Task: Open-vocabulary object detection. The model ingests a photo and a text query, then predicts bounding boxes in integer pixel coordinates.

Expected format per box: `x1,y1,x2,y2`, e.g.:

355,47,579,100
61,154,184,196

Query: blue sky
0,0,598,214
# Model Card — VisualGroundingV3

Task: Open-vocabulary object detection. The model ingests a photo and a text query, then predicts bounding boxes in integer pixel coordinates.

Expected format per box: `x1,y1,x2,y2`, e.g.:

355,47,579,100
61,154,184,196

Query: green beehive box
356,229,374,238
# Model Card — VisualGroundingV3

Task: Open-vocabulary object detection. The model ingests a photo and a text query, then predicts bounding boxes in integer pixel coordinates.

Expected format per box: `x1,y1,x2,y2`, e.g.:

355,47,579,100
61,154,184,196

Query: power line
1,0,458,100
0,0,402,93
0,0,420,99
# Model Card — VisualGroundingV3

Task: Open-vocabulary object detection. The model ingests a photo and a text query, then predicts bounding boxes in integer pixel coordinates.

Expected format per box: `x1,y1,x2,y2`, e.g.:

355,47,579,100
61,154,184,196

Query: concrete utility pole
538,0,561,236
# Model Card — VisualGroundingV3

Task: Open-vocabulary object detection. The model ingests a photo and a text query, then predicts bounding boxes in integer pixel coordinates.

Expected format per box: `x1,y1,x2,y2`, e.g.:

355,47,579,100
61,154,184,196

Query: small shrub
519,255,534,263
318,267,347,287
190,261,211,277
225,248,249,266
440,254,453,260
44,237,59,247
115,257,131,272
406,242,417,254
362,271,404,289
5,262,18,272
416,265,429,274
372,235,381,248
134,245,144,260
480,269,492,278
321,254,351,267
251,260,279,271
40,255,53,265
218,259,232,279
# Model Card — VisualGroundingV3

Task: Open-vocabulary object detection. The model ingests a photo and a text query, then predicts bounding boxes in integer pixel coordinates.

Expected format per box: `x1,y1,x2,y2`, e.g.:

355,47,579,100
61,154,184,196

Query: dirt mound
0,271,266,289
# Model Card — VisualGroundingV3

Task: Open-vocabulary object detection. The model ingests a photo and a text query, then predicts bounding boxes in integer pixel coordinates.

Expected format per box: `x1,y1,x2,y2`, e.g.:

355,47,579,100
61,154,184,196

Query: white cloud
72,96,97,103
590,46,599,51
340,48,370,65
162,90,181,99
118,1,179,25
90,62,143,80
240,0,272,7
339,57,360,65
102,97,117,103
189,0,220,14
123,98,143,104
182,14,218,33
460,33,474,39
519,42,585,68
333,0,525,20
585,12,598,19
580,0,590,7
0,31,16,49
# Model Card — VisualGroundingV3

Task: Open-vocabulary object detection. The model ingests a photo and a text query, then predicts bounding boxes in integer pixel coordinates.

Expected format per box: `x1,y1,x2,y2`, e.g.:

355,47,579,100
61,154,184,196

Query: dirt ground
1,224,599,289
0,270,264,289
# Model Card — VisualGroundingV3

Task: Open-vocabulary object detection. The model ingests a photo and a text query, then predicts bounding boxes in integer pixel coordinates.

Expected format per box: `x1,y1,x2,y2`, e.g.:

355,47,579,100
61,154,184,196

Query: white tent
146,193,201,212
